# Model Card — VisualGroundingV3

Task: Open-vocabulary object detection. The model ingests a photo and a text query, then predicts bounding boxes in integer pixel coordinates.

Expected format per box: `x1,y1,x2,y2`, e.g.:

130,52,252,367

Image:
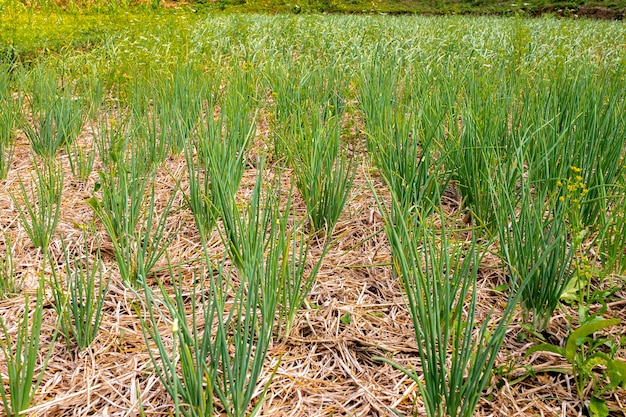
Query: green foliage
494,147,577,332
374,198,523,417
138,169,282,417
0,237,18,298
20,67,85,159
0,67,16,180
271,63,354,233
527,318,626,416
87,146,176,285
0,281,58,417
50,234,109,350
11,159,64,251
360,57,450,221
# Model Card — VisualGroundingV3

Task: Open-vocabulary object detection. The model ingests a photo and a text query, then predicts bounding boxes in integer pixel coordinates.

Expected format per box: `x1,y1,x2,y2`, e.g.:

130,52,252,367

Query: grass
0,6,624,416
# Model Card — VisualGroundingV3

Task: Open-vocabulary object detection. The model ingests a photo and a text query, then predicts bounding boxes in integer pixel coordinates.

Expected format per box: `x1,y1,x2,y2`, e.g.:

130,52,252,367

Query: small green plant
50,233,109,350
66,141,96,181
599,176,626,276
87,147,176,285
87,175,177,285
0,280,58,417
11,159,64,251
0,68,16,180
187,83,253,237
139,168,282,417
154,65,206,156
374,197,523,417
285,115,356,234
93,112,130,172
0,237,18,298
527,318,626,417
446,78,512,230
21,67,85,159
494,148,577,332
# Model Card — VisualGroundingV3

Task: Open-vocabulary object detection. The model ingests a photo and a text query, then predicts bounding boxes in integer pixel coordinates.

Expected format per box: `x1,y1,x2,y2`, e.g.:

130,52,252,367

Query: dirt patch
578,5,624,20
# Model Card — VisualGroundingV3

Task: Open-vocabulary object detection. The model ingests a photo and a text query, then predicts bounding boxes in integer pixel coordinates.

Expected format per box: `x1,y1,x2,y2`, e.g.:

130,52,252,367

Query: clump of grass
11,159,64,251
50,233,109,350
0,280,58,417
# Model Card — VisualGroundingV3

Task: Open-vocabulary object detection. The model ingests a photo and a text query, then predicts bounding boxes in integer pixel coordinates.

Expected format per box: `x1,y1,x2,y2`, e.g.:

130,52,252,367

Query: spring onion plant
0,237,18,298
187,75,255,236
66,140,96,181
20,67,85,159
50,234,109,350
285,114,356,234
139,167,281,417
360,58,449,221
0,280,58,417
0,68,16,180
11,159,64,250
375,199,522,417
87,147,176,285
271,64,354,233
520,70,626,232
494,146,577,332
154,65,206,156
446,73,514,230
93,111,130,172
268,61,345,161
275,202,328,341
368,106,446,220
599,177,626,276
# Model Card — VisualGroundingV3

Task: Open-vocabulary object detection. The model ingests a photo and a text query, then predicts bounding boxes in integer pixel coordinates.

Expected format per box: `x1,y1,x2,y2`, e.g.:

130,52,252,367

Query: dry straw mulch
0,121,625,417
